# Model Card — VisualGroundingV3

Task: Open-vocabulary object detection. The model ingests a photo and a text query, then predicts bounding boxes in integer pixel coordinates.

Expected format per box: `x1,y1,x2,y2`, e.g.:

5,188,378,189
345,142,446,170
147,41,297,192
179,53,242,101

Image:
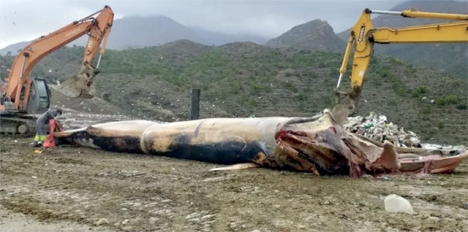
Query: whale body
53,111,468,177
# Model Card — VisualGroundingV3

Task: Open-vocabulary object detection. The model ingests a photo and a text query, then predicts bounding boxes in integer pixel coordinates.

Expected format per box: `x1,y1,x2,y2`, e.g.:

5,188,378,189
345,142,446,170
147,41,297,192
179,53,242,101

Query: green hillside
1,40,467,145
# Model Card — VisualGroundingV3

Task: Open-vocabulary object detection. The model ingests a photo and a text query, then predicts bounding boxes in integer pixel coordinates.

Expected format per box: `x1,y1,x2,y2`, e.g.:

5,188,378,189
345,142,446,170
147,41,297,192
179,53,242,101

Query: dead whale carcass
53,110,468,177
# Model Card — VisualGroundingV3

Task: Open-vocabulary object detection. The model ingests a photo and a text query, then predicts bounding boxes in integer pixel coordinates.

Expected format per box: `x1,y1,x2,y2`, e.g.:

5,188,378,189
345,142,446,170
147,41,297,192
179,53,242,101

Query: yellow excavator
333,8,468,118
0,5,114,136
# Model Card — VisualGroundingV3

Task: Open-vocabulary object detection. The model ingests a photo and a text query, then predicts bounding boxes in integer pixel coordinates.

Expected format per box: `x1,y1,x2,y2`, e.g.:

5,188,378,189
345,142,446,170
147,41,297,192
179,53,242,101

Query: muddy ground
1,137,468,232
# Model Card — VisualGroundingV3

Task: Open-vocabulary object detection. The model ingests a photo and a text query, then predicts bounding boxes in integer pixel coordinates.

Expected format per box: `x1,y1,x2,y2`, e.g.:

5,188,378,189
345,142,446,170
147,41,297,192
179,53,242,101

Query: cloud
2,0,465,49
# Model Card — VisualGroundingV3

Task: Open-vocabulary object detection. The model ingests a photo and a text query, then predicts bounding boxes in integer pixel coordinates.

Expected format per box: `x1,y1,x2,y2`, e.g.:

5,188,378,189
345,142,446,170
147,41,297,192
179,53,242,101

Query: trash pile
344,112,419,147
344,112,466,150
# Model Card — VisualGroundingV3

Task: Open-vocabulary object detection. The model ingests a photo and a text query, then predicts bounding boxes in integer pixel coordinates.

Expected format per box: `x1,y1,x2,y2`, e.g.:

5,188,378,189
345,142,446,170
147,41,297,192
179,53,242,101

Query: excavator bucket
331,103,355,126
54,64,98,99
332,86,361,119
55,74,96,99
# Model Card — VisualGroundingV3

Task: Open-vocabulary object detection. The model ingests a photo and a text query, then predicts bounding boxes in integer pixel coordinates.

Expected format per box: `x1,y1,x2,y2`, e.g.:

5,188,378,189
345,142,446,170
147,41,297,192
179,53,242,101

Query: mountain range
0,15,269,54
1,0,466,79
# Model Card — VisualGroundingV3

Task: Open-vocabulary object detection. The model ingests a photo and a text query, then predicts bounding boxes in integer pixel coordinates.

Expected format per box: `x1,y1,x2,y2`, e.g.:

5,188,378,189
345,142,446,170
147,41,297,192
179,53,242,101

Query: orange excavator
0,5,114,136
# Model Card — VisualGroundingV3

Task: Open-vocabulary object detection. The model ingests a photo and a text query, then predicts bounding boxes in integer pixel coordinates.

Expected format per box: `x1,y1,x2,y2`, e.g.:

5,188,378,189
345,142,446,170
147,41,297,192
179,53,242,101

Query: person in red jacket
31,107,63,147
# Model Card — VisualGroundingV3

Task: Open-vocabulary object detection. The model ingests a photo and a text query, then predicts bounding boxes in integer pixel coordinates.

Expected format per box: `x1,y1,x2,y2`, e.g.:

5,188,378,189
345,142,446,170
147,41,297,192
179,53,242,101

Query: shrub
435,94,459,106
456,103,467,110
437,121,444,129
102,92,110,101
412,87,427,98
421,105,431,114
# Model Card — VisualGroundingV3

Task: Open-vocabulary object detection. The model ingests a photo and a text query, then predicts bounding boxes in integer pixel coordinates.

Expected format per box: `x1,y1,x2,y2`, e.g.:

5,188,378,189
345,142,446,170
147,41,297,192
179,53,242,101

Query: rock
186,212,200,219
122,226,134,231
461,202,468,209
149,217,159,224
296,224,306,229
203,177,227,182
201,214,215,220
188,218,201,223
384,194,414,214
95,218,109,226
410,137,420,146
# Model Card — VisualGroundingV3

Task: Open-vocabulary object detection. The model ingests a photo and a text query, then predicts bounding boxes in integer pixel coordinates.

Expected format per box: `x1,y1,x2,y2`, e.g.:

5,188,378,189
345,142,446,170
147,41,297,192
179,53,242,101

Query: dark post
190,88,200,120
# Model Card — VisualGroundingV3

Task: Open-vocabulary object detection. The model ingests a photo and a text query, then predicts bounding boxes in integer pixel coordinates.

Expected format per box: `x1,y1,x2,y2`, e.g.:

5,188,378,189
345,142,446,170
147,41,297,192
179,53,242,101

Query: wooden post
190,88,200,120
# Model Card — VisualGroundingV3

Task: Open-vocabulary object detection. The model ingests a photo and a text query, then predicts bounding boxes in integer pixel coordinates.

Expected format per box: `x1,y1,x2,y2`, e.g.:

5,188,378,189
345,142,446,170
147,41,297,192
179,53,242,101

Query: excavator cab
0,78,50,115
0,78,51,136
26,78,51,114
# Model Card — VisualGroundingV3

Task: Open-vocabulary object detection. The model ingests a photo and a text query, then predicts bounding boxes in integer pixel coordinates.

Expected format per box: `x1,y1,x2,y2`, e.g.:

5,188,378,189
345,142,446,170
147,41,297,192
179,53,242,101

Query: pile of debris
344,112,418,147
344,112,466,150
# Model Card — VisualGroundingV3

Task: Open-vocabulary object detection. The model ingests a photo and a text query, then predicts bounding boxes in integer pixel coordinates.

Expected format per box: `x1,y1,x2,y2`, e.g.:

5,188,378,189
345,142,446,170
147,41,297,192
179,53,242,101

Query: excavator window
29,87,36,101
35,80,49,99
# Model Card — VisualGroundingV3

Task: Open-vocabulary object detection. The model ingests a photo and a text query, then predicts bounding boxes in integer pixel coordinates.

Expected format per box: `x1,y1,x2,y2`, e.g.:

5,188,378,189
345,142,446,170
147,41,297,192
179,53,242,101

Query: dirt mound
49,84,125,115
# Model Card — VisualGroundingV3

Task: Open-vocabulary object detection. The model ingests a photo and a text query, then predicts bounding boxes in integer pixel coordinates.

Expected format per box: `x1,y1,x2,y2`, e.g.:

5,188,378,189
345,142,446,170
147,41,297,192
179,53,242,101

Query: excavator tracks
0,114,47,138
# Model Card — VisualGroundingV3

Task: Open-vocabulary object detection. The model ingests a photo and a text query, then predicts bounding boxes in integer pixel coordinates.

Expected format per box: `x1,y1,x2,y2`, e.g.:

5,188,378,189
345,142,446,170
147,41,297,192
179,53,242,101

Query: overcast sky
0,0,464,49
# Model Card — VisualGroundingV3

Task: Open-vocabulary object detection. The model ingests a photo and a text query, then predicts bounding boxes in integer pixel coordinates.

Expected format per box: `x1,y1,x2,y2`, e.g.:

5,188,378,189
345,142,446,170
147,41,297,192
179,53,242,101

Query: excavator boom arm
2,5,113,111
370,22,468,43
373,9,468,20
335,8,468,111
82,8,113,68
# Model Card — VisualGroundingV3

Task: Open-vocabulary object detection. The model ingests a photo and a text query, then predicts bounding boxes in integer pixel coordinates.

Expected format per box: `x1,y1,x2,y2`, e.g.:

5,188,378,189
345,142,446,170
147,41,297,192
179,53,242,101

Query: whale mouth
274,126,351,176
272,110,353,175
275,124,406,177
273,111,468,177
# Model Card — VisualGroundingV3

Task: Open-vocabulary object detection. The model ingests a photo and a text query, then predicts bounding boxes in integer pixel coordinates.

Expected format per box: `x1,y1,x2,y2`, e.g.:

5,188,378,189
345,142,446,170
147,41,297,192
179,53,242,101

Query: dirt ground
1,138,468,232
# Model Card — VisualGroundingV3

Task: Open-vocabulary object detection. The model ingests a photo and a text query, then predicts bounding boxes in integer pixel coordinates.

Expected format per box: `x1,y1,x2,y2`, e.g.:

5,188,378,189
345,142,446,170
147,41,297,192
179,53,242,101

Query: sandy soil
1,137,468,232
0,206,110,232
